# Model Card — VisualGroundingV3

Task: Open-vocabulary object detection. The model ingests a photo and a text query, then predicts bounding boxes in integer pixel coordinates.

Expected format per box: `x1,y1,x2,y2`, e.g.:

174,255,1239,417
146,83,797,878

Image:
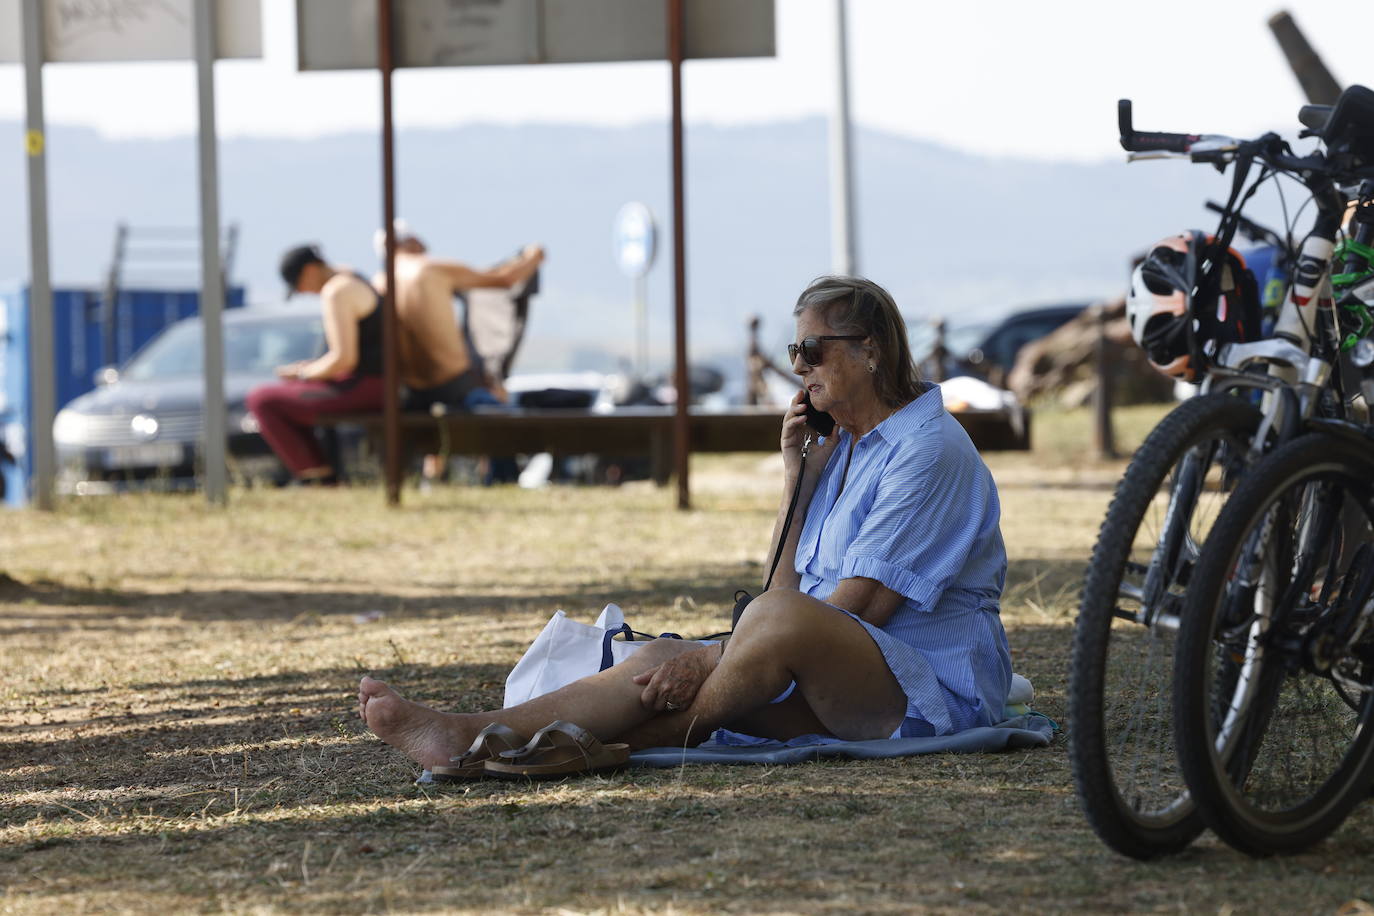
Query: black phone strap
766,440,809,590
731,433,813,628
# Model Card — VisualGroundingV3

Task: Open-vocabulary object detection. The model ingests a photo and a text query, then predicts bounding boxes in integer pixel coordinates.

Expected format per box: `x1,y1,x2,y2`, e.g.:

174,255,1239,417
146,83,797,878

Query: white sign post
3,0,260,509
614,202,657,378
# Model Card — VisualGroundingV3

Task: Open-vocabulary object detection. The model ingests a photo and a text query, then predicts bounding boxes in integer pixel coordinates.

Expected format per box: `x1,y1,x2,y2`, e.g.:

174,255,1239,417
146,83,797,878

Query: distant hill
0,118,1259,379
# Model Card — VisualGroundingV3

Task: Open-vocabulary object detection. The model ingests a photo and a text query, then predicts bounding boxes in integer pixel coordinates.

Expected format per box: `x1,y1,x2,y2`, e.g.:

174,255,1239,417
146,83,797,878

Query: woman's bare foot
357,676,477,769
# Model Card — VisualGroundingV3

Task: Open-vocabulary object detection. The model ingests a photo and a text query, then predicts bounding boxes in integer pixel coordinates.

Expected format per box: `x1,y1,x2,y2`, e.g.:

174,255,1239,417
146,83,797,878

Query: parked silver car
53,308,324,492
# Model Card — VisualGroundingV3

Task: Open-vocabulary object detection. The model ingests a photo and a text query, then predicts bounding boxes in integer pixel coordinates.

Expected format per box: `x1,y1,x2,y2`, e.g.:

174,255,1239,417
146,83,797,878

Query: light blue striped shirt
795,383,1012,736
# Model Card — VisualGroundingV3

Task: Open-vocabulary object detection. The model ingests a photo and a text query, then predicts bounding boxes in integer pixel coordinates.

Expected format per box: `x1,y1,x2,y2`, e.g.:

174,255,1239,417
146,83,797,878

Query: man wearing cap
371,224,544,410
245,244,386,484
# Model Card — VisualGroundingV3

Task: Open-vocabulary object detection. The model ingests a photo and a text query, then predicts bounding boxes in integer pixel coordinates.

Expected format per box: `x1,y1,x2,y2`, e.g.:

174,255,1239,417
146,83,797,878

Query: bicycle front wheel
1174,432,1374,856
1070,393,1262,859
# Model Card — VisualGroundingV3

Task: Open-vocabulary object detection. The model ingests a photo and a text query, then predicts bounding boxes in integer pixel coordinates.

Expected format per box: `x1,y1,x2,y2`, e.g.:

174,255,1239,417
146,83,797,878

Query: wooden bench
320,404,1031,485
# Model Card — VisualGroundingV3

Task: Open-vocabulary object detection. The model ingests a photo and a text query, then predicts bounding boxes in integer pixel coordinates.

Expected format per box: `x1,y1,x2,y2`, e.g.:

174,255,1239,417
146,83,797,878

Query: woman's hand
275,361,307,380
781,389,840,481
631,644,718,712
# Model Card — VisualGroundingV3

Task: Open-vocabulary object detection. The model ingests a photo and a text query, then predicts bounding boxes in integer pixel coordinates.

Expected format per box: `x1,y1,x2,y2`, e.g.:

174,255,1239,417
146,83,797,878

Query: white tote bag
503,604,657,708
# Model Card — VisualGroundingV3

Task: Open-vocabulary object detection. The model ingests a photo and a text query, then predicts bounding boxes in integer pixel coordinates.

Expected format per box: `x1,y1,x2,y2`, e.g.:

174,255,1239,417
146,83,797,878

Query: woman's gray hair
793,276,923,408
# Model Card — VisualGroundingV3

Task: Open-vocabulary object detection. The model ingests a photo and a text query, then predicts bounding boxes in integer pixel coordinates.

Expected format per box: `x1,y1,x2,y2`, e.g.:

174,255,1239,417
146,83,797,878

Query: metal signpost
378,0,402,507
829,0,857,277
194,0,227,505
667,0,690,509
20,0,54,510
613,202,657,378
295,0,774,509
5,0,261,509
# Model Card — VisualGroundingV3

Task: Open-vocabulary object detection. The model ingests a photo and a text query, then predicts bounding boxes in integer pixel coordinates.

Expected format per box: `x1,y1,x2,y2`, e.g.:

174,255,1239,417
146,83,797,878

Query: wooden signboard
296,0,773,71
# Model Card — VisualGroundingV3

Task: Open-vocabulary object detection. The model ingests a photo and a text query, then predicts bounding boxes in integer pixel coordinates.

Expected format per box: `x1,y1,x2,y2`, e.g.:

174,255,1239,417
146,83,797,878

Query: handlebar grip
1117,99,1197,153
1124,132,1197,153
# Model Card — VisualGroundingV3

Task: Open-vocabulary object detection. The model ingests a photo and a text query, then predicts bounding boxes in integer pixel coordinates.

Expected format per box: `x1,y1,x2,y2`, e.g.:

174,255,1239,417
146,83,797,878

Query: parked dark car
53,308,324,491
916,303,1090,383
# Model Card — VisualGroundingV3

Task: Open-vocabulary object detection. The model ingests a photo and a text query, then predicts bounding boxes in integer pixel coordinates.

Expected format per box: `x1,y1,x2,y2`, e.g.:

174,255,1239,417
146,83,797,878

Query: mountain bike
1167,85,1374,856
1070,87,1374,859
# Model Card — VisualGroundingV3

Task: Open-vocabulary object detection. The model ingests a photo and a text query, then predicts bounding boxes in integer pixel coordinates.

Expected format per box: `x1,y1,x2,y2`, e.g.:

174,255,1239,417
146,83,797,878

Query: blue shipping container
0,284,245,506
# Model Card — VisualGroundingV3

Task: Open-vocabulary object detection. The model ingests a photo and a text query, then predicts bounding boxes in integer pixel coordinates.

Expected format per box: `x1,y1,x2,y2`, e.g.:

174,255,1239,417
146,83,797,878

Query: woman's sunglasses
787,335,865,367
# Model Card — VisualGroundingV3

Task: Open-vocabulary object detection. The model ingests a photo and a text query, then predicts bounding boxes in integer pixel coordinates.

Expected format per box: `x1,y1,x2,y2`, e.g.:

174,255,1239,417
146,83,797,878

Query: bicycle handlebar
1119,99,1353,187
1118,99,1199,153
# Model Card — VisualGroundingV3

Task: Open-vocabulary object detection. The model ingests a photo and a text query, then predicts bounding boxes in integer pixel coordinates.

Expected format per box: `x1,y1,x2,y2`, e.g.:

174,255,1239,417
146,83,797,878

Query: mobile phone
803,392,836,437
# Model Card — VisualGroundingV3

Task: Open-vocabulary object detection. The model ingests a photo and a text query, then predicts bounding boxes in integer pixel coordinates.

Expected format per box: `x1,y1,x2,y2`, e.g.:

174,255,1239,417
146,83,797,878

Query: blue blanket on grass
628,713,1055,768
416,713,1055,782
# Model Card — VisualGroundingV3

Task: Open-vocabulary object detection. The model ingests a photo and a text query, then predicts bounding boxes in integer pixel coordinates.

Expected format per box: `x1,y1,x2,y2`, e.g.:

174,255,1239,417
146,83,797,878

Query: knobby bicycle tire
1174,433,1374,856
1070,393,1263,859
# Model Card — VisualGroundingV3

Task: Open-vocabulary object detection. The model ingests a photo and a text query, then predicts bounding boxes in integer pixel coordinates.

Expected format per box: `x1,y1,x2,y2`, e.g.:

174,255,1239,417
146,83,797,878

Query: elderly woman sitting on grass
360,276,1012,777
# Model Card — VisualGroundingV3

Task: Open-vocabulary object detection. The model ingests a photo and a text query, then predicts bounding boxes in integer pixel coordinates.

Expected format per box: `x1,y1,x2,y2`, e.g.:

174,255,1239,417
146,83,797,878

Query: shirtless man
372,228,544,411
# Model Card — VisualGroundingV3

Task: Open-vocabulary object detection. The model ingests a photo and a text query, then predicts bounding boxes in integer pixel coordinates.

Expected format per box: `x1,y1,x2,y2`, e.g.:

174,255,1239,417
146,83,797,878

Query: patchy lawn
2,405,1371,914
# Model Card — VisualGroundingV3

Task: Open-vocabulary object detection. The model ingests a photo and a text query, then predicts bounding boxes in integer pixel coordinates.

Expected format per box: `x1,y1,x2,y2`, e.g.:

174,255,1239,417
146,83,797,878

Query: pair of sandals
432,720,630,781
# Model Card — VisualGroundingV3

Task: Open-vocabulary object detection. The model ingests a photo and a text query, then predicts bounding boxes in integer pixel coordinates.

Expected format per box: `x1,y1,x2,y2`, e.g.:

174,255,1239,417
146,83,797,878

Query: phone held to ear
803,392,836,437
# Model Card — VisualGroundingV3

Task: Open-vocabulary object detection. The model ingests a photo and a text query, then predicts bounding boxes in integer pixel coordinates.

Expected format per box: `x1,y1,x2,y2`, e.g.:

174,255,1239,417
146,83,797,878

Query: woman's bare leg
360,589,907,767
618,589,907,748
358,636,700,768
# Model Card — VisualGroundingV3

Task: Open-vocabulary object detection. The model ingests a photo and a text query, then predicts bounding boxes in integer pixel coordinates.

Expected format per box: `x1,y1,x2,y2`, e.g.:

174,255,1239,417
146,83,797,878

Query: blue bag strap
599,624,634,671
599,626,684,671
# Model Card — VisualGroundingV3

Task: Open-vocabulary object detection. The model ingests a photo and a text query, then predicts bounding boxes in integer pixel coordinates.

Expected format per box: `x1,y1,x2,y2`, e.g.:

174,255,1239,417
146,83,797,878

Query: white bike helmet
1126,230,1261,382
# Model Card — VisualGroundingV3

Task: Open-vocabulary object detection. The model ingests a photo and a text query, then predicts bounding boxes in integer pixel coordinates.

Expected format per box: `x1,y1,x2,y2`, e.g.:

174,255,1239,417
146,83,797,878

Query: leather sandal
431,722,529,781
482,720,630,780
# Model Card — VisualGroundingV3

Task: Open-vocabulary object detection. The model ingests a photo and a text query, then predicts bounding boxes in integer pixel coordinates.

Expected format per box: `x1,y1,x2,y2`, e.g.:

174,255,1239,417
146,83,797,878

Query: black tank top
344,272,384,379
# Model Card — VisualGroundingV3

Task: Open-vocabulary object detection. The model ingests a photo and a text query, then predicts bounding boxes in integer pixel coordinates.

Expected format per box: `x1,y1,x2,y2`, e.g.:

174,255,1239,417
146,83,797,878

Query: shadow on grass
0,771,1119,914
8,784,1374,915
15,621,1372,912
0,662,504,797
1,661,1085,916
3,620,1076,818
0,563,752,631
2,558,1086,635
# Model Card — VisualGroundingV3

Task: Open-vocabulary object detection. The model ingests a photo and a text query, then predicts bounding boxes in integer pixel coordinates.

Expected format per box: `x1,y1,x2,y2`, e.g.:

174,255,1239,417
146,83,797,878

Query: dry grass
2,404,1372,914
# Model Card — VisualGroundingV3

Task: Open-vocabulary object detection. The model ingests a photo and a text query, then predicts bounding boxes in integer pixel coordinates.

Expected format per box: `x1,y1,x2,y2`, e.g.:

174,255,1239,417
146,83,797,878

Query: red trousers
246,376,386,476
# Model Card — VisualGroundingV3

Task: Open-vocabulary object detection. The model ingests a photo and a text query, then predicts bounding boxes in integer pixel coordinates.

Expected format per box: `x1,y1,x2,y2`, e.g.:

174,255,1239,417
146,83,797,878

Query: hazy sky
0,0,1367,162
